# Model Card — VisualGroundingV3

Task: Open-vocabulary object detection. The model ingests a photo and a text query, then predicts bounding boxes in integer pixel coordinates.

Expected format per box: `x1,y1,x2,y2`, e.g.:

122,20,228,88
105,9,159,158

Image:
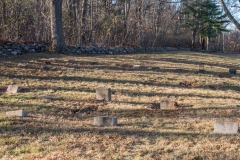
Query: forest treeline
0,0,239,52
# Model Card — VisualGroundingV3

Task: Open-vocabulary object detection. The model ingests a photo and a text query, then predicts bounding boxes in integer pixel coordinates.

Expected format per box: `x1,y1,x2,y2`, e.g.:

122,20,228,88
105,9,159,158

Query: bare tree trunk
123,0,130,45
219,0,240,30
0,0,7,38
81,0,88,45
50,0,67,53
191,29,196,50
219,32,224,52
2,0,6,25
206,36,211,52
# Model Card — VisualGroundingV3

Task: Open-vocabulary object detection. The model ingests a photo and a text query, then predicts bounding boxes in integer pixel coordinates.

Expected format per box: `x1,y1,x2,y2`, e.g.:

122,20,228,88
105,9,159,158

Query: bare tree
50,0,67,53
220,0,240,30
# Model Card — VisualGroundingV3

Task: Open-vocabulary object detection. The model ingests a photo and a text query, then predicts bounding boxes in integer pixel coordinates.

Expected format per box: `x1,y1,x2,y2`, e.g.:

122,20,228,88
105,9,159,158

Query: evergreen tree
181,0,229,51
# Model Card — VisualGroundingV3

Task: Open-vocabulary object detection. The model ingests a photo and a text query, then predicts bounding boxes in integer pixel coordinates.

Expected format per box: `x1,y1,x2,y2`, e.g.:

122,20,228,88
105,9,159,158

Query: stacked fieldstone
0,42,191,56
0,43,49,56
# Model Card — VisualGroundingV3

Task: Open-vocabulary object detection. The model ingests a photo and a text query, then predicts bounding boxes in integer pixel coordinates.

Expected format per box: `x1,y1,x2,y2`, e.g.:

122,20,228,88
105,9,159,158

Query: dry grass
0,51,240,159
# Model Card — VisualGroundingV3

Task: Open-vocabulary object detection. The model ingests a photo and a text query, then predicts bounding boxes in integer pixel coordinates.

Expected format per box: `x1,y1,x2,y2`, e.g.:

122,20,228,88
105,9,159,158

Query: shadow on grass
1,72,240,93
1,52,238,80
0,117,238,139
140,56,240,70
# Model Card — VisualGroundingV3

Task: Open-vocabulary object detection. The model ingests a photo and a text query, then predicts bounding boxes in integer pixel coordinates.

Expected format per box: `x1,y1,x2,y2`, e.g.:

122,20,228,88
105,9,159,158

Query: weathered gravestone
91,61,98,65
93,116,117,126
229,68,237,75
96,87,111,101
7,85,22,94
43,66,51,71
133,65,141,69
160,100,177,110
44,61,51,65
18,63,28,68
145,103,160,109
6,110,28,117
67,68,75,72
39,94,55,100
199,64,205,73
151,67,160,70
214,121,238,134
68,58,75,63
49,58,57,62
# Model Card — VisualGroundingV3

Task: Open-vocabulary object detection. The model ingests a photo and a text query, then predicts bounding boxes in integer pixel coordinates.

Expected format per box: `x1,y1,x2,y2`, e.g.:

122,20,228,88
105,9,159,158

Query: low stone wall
0,42,191,56
0,43,50,56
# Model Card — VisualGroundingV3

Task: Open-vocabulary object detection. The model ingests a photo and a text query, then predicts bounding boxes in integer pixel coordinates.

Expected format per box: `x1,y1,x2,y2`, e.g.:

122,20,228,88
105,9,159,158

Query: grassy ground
0,51,240,160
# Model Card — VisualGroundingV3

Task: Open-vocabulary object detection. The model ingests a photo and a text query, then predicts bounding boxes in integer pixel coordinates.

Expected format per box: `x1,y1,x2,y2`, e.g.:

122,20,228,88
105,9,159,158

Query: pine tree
181,0,229,51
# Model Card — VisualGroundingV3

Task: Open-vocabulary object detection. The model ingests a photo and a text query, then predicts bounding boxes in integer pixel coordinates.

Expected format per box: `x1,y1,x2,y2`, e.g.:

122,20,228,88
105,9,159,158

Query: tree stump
93,116,117,126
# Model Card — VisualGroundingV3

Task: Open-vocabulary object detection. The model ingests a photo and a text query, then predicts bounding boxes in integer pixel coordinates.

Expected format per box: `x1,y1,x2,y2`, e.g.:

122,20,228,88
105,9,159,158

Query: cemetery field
1,51,240,159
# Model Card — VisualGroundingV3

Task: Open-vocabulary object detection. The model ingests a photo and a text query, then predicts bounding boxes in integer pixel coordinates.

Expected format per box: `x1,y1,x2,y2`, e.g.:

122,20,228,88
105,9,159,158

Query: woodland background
0,0,239,52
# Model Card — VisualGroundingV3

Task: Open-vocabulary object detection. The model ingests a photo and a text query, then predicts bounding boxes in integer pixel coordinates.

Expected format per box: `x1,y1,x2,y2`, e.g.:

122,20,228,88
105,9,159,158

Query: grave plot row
198,64,237,75
3,81,239,134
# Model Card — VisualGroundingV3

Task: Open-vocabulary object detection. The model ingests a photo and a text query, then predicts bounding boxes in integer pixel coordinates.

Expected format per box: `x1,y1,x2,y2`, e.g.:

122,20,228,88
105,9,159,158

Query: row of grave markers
5,109,239,134
18,61,238,75
4,85,239,134
198,65,237,75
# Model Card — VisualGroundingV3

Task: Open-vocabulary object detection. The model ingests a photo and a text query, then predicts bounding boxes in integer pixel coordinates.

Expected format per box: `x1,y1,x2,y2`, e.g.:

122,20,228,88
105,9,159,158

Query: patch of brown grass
0,51,240,159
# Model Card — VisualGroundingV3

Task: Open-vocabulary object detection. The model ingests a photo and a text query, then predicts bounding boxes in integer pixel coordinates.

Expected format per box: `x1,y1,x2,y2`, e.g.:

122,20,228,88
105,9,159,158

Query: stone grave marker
18,63,28,68
93,116,118,126
214,121,238,134
199,64,205,73
160,100,177,110
133,65,141,69
68,58,75,63
44,61,51,65
91,61,98,65
6,110,28,117
43,66,51,71
96,87,111,101
49,58,57,62
67,68,75,72
39,94,55,100
229,68,237,75
7,85,22,93
176,68,183,72
151,67,160,70
145,103,160,109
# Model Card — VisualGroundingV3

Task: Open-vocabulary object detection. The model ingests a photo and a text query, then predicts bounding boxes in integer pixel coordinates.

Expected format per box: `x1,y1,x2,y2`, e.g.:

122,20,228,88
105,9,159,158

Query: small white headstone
18,63,28,67
7,85,22,94
67,68,75,72
39,95,55,100
214,121,238,134
6,110,28,117
93,116,117,126
133,65,141,69
160,100,177,110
